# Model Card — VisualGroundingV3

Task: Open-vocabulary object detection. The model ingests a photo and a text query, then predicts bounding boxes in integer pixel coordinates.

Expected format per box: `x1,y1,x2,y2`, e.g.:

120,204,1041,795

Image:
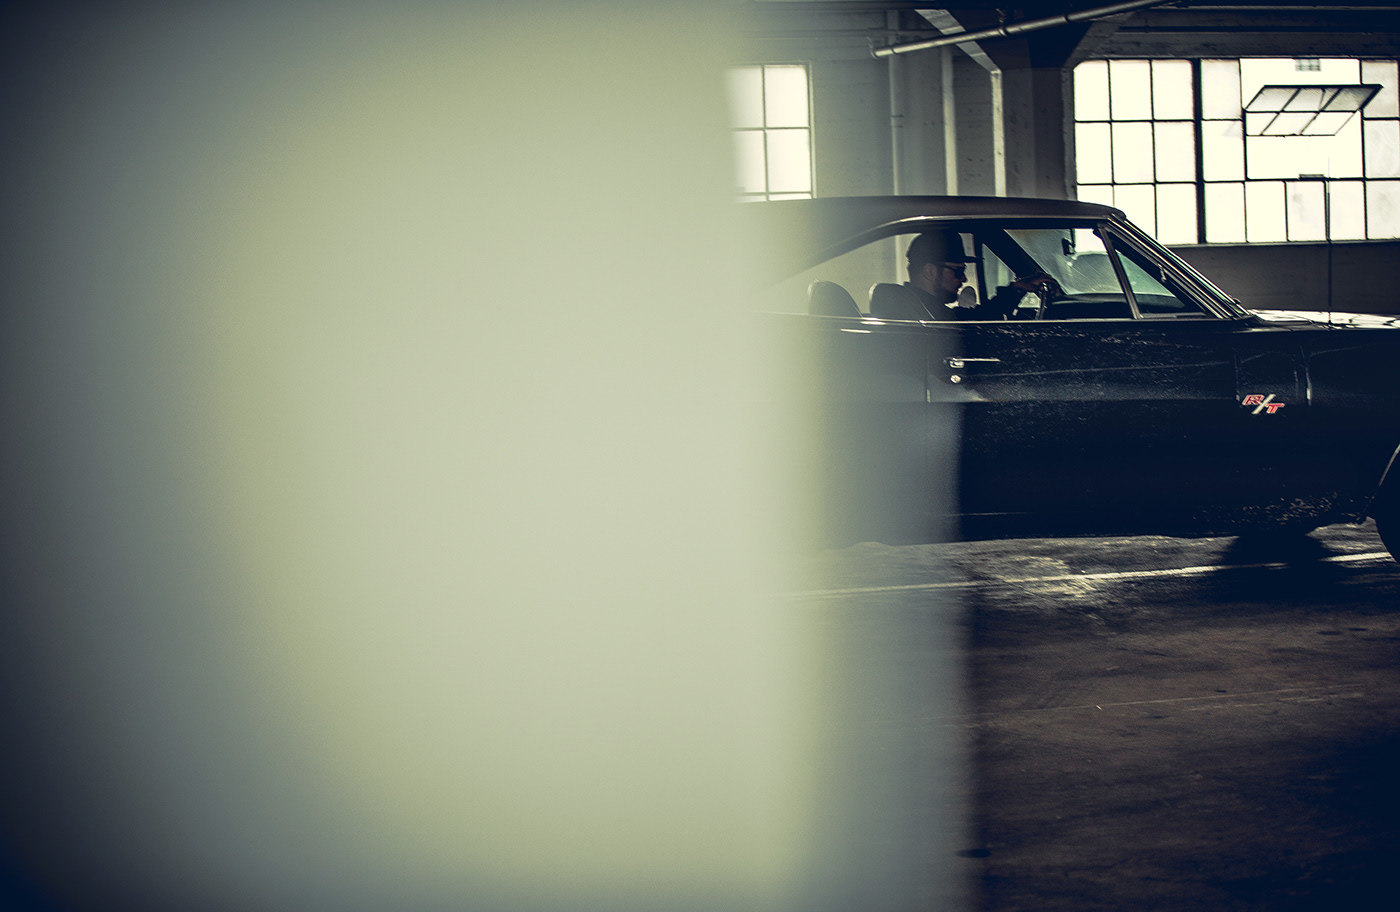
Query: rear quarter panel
1299,325,1400,510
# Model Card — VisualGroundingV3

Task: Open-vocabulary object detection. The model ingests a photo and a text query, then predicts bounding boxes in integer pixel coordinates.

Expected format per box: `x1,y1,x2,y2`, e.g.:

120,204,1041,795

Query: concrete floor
792,521,1400,911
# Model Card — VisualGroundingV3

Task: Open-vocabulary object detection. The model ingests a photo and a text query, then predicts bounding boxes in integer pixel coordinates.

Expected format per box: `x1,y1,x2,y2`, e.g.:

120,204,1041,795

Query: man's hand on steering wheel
1012,272,1061,299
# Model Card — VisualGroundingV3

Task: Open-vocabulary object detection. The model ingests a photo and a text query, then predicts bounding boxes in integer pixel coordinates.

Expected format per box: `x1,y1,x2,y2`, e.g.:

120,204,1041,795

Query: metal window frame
1075,57,1400,244
1073,58,1196,243
730,63,815,202
1243,84,1380,136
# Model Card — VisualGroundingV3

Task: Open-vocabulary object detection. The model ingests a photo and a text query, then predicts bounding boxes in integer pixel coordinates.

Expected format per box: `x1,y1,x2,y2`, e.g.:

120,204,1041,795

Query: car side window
755,219,1216,321
1004,226,1134,321
1109,237,1207,318
979,243,1037,319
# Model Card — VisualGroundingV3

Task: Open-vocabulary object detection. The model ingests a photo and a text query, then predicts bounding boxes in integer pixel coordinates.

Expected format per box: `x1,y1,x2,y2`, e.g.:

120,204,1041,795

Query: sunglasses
942,263,968,277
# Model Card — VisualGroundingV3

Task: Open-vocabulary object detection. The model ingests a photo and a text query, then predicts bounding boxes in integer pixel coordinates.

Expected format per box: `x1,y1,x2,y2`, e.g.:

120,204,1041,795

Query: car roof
739,195,1125,281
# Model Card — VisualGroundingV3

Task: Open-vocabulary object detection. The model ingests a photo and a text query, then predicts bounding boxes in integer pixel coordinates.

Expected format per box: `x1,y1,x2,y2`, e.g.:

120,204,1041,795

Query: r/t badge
1242,393,1285,414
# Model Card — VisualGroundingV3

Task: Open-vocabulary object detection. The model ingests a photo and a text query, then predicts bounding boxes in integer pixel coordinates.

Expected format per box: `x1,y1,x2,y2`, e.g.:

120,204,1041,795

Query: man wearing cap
870,229,1054,321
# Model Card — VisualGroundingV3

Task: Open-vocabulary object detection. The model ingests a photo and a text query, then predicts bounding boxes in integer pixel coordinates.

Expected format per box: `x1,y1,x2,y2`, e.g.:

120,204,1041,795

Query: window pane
763,65,808,128
1329,180,1367,239
1006,227,1113,296
1284,87,1327,112
1328,115,1365,178
1247,135,1335,179
1154,122,1196,182
1110,60,1152,119
1263,112,1316,136
1326,85,1378,112
980,242,1017,301
1202,59,1242,119
1115,184,1157,234
1066,234,1120,295
1112,240,1204,315
1287,180,1326,240
1077,184,1115,207
1240,59,1295,100
1248,86,1298,113
1246,181,1286,241
1362,60,1399,117
1241,58,1355,104
1368,181,1400,238
1303,112,1354,136
733,131,766,194
1364,119,1400,178
1076,122,1112,184
1075,60,1110,121
726,67,762,129
1157,184,1198,244
1316,58,1361,82
765,129,810,193
1112,122,1154,182
1152,60,1194,120
1205,182,1246,242
1202,120,1244,180
1244,112,1277,136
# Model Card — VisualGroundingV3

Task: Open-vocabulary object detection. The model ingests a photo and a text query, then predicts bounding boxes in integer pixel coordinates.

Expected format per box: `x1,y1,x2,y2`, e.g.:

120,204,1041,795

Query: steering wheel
1027,276,1062,318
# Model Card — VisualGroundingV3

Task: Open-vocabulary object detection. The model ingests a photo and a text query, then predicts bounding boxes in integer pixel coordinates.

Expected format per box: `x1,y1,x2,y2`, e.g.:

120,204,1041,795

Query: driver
873,229,1056,320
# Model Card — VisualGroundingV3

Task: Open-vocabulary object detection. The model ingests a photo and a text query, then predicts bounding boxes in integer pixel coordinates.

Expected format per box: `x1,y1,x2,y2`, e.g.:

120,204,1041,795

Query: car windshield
762,218,1237,322
1004,227,1116,295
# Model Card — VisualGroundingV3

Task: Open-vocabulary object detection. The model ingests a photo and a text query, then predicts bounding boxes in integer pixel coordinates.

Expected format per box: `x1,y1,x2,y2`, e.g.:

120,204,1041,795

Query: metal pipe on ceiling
888,11,905,194
1182,5,1400,9
872,0,1177,57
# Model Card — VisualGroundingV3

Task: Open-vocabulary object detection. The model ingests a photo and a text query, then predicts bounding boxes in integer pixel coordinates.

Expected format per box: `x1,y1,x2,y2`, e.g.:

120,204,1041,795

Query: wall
1173,240,1400,315
739,10,891,196
811,50,898,196
741,10,1001,199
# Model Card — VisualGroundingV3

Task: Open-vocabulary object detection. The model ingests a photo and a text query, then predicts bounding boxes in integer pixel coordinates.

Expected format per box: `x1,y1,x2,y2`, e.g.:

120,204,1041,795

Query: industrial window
1074,57,1400,244
727,64,813,201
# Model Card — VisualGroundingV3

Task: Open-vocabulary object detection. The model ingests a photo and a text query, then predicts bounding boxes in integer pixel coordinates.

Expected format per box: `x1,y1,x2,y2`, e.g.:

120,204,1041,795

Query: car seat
868,283,930,320
807,280,861,317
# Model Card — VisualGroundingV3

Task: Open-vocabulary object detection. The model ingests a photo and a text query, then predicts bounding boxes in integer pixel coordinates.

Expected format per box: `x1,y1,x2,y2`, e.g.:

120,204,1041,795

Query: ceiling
747,2,1400,63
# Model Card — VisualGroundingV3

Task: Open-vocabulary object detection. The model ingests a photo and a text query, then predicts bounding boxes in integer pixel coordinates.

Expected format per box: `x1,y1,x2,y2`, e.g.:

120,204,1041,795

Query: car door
762,311,954,544
936,319,1241,536
931,222,1300,537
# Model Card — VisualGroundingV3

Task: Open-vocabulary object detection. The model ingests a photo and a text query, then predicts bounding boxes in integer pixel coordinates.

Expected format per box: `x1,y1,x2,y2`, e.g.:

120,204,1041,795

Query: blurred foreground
0,4,964,911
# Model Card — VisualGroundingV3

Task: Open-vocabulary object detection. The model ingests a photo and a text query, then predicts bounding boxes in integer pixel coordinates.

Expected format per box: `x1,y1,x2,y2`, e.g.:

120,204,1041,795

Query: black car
752,195,1400,559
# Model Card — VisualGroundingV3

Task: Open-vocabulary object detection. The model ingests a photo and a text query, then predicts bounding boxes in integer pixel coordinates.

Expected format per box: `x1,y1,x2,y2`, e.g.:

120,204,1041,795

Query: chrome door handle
946,357,1000,369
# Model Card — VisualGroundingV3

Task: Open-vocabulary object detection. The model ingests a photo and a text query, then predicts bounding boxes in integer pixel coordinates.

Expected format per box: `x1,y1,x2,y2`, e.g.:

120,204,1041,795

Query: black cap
907,230,975,266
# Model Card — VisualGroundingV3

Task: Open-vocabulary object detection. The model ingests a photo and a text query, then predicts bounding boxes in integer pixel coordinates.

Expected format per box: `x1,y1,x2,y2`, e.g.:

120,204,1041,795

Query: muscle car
752,196,1400,560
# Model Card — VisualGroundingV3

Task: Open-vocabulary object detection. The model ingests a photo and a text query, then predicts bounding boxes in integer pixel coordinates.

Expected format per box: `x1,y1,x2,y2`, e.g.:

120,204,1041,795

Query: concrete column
998,65,1074,200
942,48,959,195
889,44,950,195
949,52,1001,197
